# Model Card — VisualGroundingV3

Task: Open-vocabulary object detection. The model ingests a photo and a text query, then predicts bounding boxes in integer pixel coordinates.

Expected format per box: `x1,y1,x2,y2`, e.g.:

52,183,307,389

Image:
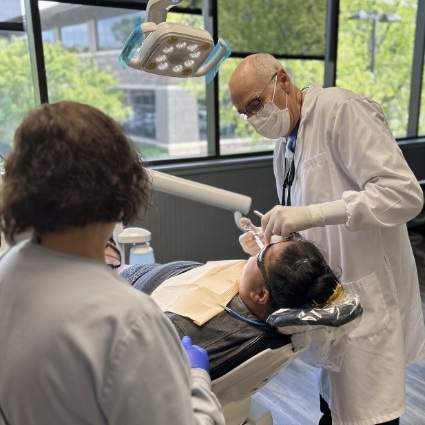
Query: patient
106,236,343,379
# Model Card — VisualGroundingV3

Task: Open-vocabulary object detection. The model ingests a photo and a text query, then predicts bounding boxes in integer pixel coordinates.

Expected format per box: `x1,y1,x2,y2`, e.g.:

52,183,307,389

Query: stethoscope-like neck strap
281,119,301,206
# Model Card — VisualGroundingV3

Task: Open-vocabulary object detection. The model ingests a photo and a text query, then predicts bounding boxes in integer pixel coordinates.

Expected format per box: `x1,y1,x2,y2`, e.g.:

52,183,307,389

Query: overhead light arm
146,0,182,25
149,170,252,231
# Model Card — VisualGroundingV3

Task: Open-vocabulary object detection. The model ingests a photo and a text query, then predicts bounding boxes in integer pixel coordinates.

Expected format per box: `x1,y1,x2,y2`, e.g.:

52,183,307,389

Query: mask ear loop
271,74,278,102
271,74,288,111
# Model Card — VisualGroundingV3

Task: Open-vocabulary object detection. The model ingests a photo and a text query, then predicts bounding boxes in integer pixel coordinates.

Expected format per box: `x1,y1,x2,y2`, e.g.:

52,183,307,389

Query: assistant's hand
262,205,314,245
182,336,210,371
239,227,263,256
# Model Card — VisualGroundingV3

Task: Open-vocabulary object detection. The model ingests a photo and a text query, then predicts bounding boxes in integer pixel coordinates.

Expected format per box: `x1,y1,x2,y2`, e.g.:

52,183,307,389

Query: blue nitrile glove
181,336,210,371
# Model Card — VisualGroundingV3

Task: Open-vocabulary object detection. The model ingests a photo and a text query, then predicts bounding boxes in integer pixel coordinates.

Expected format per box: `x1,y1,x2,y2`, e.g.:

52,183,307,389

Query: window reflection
61,23,89,50
1,0,23,23
97,12,140,51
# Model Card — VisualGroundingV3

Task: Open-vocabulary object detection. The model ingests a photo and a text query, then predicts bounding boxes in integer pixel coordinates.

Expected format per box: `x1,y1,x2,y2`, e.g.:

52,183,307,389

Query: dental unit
118,0,231,83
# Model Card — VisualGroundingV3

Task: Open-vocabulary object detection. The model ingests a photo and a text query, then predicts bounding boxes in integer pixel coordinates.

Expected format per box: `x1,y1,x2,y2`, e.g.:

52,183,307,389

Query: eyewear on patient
257,238,307,285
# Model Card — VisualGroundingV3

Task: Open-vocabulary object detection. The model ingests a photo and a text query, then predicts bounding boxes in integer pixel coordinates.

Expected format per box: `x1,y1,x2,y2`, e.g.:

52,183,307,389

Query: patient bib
151,260,246,325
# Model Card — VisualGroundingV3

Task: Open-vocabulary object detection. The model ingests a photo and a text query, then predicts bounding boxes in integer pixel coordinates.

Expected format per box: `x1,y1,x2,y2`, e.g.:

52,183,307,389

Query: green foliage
44,42,129,121
0,38,128,148
217,0,327,56
336,0,418,137
0,38,36,147
215,0,420,139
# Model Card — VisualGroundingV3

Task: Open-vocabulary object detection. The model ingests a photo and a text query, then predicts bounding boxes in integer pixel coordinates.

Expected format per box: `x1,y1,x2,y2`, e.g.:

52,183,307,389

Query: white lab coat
274,85,425,425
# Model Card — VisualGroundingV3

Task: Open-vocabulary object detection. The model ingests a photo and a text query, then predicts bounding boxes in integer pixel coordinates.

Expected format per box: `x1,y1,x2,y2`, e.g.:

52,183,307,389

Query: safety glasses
242,73,277,116
257,238,299,284
257,243,272,285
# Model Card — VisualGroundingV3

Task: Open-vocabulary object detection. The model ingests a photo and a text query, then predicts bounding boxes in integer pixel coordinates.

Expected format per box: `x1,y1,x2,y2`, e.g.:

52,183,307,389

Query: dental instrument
253,210,298,241
118,0,231,82
240,217,264,249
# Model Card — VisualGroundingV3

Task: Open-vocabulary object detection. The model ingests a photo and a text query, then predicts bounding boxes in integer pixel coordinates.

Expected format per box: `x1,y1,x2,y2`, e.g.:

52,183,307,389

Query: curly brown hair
0,101,152,242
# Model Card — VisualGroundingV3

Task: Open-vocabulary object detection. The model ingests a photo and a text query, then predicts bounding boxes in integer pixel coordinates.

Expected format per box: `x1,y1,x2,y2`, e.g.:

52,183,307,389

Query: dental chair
211,295,363,425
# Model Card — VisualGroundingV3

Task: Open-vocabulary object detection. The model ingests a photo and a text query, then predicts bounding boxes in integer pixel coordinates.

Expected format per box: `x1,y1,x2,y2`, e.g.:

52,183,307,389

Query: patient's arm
120,261,202,293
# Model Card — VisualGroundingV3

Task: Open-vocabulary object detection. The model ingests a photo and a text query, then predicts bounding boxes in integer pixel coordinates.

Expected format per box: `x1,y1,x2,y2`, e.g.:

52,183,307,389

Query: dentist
229,53,425,425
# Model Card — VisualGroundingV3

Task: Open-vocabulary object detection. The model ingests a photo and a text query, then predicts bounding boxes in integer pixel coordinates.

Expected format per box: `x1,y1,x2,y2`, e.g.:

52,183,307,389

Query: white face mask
248,79,290,139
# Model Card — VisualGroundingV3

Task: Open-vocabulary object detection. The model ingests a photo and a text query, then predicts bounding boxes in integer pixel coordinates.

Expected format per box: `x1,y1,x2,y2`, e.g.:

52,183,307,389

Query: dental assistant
228,53,425,425
0,101,225,425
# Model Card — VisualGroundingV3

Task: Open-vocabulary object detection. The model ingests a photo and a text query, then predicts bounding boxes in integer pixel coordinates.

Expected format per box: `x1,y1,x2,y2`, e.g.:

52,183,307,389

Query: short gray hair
245,53,282,82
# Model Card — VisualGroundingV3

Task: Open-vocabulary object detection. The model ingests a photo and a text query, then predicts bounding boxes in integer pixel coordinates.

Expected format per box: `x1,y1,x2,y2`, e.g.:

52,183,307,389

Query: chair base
222,397,273,425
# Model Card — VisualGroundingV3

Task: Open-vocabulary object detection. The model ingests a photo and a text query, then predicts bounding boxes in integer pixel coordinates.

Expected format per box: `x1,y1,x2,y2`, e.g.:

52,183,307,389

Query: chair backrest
211,342,299,405
212,294,363,406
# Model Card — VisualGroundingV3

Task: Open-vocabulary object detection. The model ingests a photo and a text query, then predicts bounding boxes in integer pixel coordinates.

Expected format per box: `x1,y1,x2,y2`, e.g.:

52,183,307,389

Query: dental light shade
149,170,252,231
118,0,231,81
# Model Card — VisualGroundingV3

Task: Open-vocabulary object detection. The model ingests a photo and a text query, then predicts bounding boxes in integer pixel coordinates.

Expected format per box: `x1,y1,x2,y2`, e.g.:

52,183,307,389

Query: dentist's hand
262,205,315,245
182,336,210,371
239,227,263,256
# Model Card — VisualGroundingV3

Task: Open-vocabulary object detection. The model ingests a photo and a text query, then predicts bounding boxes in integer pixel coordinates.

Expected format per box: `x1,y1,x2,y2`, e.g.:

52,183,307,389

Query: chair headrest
266,294,363,334
267,294,363,371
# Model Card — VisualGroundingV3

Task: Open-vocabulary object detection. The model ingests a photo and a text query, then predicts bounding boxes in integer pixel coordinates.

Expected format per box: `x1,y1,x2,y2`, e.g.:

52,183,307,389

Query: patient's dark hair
0,101,152,242
265,239,340,311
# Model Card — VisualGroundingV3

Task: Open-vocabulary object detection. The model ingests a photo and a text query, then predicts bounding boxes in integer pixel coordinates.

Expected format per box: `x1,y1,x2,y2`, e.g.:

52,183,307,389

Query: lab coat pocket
343,271,389,340
297,152,333,204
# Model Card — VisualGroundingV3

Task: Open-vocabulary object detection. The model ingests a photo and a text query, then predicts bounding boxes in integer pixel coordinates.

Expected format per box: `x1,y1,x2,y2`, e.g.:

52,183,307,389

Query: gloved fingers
262,206,293,244
263,205,314,243
193,344,207,357
181,336,210,371
239,231,262,256
181,335,193,348
192,345,209,371
239,231,257,246
261,208,274,245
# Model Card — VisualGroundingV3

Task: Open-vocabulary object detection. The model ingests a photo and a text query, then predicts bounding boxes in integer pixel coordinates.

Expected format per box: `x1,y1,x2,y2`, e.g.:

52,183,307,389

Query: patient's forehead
266,241,293,268
270,240,292,255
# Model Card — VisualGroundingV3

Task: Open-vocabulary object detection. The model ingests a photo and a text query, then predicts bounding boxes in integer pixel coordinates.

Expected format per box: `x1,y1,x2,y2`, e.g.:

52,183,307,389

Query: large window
2,0,425,165
337,0,418,139
0,0,35,158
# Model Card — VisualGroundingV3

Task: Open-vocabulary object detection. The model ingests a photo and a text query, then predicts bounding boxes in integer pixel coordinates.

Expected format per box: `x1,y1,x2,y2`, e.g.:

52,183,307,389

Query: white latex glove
239,217,264,256
239,229,264,256
262,205,325,245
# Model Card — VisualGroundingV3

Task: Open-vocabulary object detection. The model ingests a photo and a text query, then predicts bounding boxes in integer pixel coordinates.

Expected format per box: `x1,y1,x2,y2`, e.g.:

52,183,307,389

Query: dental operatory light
118,0,231,82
